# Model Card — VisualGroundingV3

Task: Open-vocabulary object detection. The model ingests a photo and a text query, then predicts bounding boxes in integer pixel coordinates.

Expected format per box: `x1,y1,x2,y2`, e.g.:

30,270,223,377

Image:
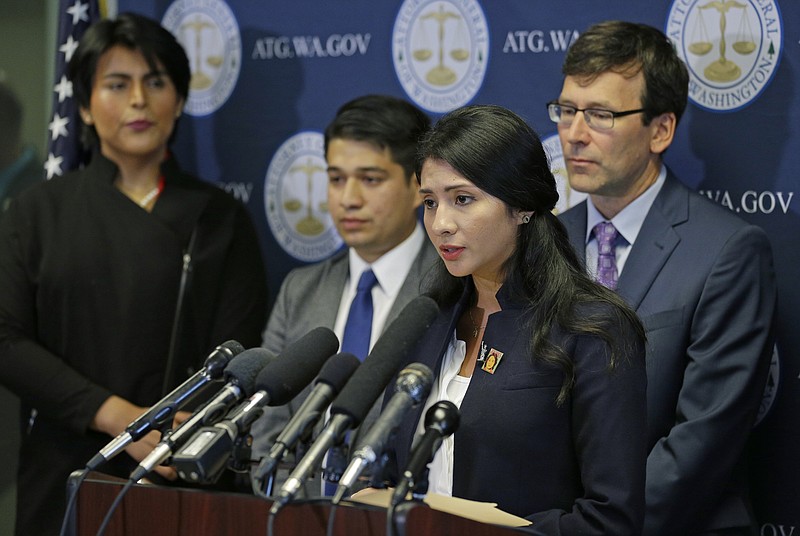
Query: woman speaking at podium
388,104,647,534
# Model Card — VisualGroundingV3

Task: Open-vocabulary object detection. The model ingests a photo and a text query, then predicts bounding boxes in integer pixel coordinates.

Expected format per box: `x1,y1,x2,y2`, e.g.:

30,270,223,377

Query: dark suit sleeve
0,198,112,433
204,202,268,350
530,323,648,535
644,225,776,534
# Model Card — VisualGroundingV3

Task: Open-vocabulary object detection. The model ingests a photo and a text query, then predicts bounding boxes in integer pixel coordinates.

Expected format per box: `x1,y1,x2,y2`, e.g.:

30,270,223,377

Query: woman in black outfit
0,13,267,535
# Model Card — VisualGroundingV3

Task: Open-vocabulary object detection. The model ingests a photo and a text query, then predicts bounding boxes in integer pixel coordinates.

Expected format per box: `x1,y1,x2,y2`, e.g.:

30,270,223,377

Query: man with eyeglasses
555,21,776,536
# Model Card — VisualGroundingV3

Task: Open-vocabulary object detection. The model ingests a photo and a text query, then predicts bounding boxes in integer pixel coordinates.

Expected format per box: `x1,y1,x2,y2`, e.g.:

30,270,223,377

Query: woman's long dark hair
417,105,645,404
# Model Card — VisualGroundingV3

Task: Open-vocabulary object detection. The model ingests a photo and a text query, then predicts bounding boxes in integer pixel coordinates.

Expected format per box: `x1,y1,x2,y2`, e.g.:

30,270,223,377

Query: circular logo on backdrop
393,0,489,113
162,0,241,116
264,132,343,262
665,0,783,112
542,134,587,214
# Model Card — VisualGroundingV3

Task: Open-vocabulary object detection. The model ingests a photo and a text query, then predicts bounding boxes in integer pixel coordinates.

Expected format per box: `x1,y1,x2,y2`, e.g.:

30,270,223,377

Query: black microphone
252,352,361,486
272,296,439,512
86,340,244,471
128,347,274,482
391,400,460,506
332,362,433,504
171,327,340,484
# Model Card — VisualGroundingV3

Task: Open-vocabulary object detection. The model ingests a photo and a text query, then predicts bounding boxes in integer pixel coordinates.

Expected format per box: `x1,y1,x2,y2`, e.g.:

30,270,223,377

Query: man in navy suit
554,21,777,535
250,95,437,496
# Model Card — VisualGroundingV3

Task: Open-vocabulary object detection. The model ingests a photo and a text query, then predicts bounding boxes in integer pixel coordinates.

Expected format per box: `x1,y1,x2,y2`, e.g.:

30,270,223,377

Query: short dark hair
562,20,689,125
324,95,430,181
67,12,190,147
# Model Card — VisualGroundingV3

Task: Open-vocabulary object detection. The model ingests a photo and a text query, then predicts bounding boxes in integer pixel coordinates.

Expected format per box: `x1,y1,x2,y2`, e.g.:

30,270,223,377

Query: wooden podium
70,472,521,535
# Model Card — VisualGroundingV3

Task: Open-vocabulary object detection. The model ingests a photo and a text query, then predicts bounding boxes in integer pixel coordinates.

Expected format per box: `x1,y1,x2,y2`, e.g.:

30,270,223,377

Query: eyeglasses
547,102,646,131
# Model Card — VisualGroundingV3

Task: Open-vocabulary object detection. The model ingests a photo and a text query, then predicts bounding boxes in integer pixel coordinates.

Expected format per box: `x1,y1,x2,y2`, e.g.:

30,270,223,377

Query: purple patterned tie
593,221,619,290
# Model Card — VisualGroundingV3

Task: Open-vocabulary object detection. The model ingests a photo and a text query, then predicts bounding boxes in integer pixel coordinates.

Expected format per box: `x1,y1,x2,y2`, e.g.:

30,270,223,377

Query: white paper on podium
351,488,532,528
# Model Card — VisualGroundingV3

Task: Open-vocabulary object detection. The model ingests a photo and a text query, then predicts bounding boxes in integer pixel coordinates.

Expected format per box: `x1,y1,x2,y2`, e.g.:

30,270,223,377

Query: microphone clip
322,443,349,486
228,433,254,475
366,452,391,489
409,467,430,500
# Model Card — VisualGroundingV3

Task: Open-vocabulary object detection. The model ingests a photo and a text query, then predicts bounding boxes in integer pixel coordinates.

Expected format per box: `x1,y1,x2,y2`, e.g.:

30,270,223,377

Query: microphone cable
58,468,88,536
94,477,136,536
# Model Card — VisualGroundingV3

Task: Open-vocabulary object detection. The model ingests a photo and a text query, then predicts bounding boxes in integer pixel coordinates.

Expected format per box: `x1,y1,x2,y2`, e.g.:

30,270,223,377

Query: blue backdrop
119,1,799,532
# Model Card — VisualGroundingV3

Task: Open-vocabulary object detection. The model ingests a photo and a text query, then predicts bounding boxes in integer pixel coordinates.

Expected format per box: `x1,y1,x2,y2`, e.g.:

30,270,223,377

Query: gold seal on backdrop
162,0,241,116
264,132,343,262
666,0,783,112
393,0,489,113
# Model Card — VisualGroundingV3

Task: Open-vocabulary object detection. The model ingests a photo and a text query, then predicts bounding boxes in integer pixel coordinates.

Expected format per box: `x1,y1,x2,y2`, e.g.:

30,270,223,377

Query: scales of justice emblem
265,132,342,262
283,158,328,237
393,0,488,113
687,0,760,82
410,3,473,87
163,0,240,116
180,15,224,90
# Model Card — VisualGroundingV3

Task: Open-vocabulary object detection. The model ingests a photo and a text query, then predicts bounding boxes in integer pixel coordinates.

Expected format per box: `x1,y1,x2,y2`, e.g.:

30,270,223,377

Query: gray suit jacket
559,170,777,535
251,238,438,497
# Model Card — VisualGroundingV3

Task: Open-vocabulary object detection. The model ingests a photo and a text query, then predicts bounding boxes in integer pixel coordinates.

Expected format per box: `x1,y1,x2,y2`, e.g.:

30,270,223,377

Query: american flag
44,0,102,180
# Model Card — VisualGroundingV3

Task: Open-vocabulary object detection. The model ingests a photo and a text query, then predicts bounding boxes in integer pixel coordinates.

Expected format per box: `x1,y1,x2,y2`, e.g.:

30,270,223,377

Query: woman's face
82,45,183,164
419,158,526,286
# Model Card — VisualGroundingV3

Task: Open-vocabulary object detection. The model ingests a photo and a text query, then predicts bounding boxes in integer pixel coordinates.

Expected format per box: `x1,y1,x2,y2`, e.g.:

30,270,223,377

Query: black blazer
0,152,268,535
388,282,648,535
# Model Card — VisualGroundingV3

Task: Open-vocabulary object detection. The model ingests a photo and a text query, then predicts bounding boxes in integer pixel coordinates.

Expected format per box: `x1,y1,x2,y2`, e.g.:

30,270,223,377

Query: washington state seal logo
264,132,343,262
393,0,489,113
666,0,783,112
162,0,241,116
542,134,587,215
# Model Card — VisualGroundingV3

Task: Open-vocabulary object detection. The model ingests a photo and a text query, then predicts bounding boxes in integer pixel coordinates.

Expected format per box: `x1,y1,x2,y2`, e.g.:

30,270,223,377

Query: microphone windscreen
425,399,460,435
217,340,245,357
316,352,360,391
331,295,439,424
395,362,434,403
254,327,340,406
223,348,276,396
203,340,246,378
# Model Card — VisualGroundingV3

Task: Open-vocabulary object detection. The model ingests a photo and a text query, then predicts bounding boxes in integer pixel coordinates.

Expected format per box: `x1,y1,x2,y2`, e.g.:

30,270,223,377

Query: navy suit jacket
559,170,777,535
389,283,648,535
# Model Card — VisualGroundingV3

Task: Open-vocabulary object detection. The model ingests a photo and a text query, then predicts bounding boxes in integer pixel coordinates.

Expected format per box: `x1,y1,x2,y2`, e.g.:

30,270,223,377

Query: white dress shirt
333,222,426,353
585,165,667,279
413,330,471,496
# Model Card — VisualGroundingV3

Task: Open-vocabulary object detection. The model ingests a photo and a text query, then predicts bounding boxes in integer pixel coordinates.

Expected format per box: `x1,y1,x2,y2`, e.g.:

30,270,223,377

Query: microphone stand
386,465,431,536
228,432,254,476
386,499,418,536
250,431,312,499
